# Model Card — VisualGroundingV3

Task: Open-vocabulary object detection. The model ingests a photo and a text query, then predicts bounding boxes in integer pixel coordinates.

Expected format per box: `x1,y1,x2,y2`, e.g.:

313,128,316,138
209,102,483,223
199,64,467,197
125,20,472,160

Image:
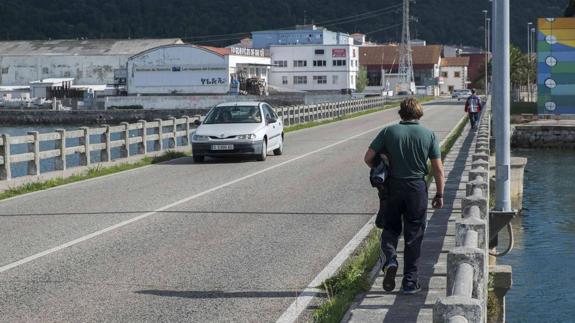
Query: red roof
441,57,470,67
359,45,443,71
199,46,231,56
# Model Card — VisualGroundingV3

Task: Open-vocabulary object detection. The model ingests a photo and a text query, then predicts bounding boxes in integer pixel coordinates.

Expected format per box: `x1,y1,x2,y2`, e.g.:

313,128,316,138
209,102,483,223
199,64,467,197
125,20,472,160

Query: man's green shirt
369,121,441,180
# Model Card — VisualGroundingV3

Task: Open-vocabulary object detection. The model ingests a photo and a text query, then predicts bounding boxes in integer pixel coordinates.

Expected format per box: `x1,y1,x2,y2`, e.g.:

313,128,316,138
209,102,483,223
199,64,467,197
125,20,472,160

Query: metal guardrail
0,97,388,181
434,108,491,323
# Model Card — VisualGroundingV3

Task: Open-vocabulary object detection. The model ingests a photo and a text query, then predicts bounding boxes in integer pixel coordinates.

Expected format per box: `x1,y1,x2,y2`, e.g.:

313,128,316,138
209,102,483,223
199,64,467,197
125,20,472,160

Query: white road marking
0,120,396,274
276,215,376,323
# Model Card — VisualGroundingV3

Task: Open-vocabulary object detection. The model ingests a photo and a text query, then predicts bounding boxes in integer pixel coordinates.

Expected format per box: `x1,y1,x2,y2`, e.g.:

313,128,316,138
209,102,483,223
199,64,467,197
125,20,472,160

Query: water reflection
504,149,575,322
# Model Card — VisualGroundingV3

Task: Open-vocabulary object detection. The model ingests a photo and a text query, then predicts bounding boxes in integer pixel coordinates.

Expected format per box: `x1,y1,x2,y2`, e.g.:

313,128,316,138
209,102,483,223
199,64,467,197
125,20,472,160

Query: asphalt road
0,100,465,322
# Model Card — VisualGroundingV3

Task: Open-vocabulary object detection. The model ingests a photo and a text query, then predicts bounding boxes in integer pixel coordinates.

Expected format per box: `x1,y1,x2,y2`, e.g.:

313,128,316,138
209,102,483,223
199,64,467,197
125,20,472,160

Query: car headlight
237,134,257,140
192,134,209,141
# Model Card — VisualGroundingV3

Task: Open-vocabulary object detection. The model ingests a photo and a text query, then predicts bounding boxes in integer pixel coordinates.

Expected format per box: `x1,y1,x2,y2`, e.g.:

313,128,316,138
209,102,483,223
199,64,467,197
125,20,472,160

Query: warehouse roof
0,39,183,56
359,45,443,69
441,56,470,67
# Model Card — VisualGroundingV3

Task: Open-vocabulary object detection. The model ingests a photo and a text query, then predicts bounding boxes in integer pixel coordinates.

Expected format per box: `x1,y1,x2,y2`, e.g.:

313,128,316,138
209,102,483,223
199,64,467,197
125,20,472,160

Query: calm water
504,149,575,323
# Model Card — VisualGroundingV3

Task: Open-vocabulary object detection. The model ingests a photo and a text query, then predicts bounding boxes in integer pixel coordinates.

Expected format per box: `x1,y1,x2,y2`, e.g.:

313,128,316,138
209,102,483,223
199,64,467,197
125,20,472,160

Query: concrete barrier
434,104,492,323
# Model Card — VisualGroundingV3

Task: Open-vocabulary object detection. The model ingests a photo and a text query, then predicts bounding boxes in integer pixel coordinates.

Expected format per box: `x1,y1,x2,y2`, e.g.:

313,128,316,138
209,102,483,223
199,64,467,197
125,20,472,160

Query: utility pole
494,0,512,212
487,17,491,95
398,0,414,93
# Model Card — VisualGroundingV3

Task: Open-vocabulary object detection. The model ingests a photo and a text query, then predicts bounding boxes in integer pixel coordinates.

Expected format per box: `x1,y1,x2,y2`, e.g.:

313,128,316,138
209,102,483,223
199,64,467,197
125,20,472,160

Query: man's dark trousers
468,112,479,128
380,178,428,285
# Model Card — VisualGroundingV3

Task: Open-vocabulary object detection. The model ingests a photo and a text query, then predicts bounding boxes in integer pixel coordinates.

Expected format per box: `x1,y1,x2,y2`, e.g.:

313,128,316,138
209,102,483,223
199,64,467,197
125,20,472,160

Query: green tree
356,66,368,93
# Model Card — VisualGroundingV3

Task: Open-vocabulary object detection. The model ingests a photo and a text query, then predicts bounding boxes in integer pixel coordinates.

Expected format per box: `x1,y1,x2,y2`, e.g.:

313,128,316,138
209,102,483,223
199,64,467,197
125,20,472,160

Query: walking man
465,89,483,130
364,98,445,294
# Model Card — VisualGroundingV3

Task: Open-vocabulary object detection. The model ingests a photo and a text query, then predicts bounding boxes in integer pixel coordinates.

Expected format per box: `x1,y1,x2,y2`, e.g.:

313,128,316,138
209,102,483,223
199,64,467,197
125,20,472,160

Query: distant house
359,45,443,95
439,57,470,94
0,39,183,86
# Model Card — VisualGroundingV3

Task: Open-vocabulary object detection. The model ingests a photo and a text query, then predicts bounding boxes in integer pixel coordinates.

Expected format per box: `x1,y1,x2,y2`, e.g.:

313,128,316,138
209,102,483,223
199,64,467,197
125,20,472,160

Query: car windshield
203,106,262,124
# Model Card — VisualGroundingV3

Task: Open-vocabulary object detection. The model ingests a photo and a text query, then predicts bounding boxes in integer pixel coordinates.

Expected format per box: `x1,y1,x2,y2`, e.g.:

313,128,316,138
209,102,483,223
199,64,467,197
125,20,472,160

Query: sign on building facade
537,18,575,114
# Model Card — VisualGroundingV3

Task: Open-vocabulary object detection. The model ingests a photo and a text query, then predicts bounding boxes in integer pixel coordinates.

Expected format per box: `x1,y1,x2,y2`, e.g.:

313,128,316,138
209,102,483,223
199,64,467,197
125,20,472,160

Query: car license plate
211,144,234,151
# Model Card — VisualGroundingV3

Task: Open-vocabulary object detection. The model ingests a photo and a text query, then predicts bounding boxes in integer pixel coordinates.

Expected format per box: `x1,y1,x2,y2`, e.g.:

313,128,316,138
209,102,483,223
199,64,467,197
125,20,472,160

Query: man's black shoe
382,258,398,292
400,281,421,295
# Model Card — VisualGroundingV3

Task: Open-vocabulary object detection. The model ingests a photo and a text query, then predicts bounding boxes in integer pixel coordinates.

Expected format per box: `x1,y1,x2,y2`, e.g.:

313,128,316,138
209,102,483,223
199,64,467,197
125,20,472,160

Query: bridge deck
344,121,475,323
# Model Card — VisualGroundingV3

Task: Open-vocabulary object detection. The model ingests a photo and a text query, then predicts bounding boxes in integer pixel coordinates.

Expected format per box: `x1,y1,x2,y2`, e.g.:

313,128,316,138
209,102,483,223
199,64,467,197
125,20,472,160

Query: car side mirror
193,119,202,126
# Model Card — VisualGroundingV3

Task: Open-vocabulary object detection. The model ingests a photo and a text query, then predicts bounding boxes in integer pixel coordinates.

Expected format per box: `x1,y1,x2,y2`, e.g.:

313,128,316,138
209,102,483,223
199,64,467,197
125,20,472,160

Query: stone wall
0,109,209,125
512,125,575,149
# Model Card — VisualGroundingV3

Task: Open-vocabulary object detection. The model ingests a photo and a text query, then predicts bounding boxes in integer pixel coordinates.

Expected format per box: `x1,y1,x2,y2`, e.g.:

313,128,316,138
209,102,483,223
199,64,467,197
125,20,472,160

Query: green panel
552,62,575,74
538,41,551,52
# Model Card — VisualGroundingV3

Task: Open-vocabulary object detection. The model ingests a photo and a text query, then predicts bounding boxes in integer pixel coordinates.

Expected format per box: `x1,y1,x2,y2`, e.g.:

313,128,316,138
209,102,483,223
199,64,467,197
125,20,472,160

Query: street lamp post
487,17,491,95
494,0,512,212
527,22,533,101
484,10,489,94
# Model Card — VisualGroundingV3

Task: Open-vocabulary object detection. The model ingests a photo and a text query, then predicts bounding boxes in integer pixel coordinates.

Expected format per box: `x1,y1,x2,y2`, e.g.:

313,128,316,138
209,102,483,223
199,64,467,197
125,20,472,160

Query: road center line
0,118,398,274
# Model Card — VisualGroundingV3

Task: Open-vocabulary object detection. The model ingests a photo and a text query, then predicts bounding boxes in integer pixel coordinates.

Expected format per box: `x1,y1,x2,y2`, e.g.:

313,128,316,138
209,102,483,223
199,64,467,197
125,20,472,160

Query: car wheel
193,155,204,163
273,136,283,156
256,140,267,161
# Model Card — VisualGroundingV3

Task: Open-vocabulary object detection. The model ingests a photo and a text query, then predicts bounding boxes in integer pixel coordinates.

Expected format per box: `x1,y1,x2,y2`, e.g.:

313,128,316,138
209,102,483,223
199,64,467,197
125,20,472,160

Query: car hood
196,123,264,137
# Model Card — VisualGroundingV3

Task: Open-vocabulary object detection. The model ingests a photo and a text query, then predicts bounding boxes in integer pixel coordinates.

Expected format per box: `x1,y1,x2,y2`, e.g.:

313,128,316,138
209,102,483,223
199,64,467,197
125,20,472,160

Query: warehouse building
0,38,183,86
127,44,271,95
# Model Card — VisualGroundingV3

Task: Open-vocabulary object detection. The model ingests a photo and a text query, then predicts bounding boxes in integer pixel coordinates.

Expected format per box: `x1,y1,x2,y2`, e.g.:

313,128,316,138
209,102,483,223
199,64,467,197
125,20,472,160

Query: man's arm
431,158,445,208
364,148,377,168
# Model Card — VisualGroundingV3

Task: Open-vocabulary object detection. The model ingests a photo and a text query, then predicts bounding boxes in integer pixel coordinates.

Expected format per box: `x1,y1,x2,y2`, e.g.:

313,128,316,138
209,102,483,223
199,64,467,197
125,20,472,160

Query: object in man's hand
370,161,388,188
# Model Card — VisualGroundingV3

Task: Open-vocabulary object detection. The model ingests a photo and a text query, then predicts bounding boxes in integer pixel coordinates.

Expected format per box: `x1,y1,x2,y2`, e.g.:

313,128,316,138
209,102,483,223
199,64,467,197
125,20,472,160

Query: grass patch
313,112,465,323
511,102,537,115
0,151,189,201
313,229,381,323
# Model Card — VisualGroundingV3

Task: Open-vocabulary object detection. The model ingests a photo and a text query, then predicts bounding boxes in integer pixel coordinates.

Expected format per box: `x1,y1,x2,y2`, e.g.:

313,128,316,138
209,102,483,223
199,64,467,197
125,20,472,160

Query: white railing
0,97,389,181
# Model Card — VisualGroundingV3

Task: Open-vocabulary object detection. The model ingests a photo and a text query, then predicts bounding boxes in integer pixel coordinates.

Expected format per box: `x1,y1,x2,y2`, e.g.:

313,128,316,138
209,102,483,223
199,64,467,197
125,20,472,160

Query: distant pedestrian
364,98,445,295
465,89,482,130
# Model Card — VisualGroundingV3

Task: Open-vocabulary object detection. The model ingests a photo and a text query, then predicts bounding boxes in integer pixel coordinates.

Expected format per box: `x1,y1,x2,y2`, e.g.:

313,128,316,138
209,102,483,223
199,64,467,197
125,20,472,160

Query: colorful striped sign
537,18,575,114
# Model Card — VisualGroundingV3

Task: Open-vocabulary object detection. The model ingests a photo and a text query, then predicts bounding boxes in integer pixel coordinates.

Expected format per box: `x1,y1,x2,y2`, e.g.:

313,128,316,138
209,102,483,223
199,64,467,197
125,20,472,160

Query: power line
364,23,403,35
185,4,403,41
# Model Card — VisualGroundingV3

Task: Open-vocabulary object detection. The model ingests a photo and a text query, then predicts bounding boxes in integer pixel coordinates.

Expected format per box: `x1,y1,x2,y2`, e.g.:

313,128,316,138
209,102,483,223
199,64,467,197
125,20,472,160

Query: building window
293,76,307,84
42,67,49,74
351,76,354,85
274,60,288,67
293,60,307,67
313,76,327,84
333,60,346,66
63,71,71,77
332,75,339,84
282,76,288,85
454,71,461,78
315,49,325,55
1,67,8,74
313,60,327,67
441,71,448,78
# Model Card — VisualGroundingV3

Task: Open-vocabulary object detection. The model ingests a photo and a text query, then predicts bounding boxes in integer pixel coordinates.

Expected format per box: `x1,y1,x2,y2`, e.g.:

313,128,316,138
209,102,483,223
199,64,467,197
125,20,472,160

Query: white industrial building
0,38,183,86
127,44,271,95
439,57,470,94
268,44,360,92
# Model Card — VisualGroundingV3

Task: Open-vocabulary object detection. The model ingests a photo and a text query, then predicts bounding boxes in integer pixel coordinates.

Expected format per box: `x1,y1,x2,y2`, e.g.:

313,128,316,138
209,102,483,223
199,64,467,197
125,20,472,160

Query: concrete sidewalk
343,122,476,323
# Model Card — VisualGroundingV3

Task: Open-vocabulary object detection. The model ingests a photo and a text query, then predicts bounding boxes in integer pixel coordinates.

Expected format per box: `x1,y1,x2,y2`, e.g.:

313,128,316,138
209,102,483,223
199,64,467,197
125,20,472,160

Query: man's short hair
399,98,424,120
471,89,476,94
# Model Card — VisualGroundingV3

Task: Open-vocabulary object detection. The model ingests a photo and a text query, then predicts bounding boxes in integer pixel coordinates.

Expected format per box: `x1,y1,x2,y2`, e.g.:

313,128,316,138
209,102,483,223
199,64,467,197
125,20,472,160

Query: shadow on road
0,210,373,217
135,289,323,299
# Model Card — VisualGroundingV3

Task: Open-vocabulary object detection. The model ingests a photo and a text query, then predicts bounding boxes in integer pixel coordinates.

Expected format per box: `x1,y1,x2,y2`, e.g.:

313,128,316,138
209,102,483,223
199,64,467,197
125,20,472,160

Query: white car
452,89,472,101
191,102,284,162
